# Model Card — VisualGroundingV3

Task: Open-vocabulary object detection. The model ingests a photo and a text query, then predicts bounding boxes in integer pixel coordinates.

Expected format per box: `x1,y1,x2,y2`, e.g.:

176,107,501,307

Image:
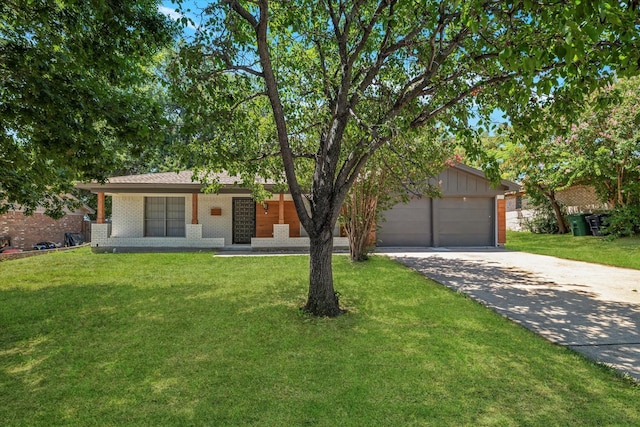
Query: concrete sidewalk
379,248,640,381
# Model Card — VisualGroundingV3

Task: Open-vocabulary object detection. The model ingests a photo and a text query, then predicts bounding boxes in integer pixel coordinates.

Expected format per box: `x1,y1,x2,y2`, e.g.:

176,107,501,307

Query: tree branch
410,73,514,127
250,151,315,162
313,37,334,100
347,0,393,71
225,64,264,77
227,0,258,28
229,91,268,113
234,0,311,228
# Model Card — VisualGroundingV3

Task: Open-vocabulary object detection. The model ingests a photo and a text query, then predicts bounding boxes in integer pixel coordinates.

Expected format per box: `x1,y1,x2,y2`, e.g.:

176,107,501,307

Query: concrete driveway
379,248,640,381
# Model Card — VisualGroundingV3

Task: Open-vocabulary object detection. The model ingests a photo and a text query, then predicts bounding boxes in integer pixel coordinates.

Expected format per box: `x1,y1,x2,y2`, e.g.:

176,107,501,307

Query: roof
76,170,274,194
76,164,520,194
104,170,242,185
451,163,521,192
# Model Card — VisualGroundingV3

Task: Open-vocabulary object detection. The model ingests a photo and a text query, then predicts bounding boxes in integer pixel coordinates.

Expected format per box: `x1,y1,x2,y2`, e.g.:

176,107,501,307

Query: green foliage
169,0,640,212
2,250,640,424
0,1,176,217
558,76,640,208
341,132,452,261
167,0,640,314
605,205,640,238
500,76,640,238
523,199,567,234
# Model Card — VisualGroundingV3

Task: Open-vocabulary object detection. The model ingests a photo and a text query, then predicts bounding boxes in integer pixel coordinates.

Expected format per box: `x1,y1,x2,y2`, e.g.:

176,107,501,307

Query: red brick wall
0,211,86,250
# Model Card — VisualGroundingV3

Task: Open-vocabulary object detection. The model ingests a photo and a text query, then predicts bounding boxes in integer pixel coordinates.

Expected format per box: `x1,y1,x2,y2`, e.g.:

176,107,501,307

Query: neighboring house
556,185,609,213
0,205,93,250
77,164,518,252
505,185,609,231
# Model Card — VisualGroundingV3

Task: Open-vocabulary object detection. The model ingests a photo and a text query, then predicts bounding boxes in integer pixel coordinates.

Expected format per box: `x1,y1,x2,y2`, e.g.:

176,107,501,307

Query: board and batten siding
436,167,504,197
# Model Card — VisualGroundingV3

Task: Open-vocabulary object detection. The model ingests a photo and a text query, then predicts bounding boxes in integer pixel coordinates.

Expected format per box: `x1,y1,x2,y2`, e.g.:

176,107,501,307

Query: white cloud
158,5,197,30
158,5,182,21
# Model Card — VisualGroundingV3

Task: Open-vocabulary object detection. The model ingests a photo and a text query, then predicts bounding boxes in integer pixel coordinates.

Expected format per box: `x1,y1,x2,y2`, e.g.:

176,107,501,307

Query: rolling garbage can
585,214,610,236
567,213,591,236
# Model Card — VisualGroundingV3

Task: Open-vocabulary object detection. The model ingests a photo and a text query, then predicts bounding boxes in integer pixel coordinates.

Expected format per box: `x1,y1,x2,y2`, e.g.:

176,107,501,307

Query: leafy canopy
560,76,640,207
0,0,175,217
169,0,639,315
171,0,640,201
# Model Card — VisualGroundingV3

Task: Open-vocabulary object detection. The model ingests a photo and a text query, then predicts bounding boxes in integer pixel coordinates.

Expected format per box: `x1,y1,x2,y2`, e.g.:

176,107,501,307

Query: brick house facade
506,185,607,213
0,208,91,250
505,185,609,231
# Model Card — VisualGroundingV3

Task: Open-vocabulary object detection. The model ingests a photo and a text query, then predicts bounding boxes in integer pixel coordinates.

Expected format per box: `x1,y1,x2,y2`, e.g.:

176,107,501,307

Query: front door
232,198,256,244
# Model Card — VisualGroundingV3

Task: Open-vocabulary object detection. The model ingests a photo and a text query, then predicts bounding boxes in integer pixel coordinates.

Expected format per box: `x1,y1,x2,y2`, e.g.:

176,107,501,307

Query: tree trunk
547,191,568,234
303,228,344,317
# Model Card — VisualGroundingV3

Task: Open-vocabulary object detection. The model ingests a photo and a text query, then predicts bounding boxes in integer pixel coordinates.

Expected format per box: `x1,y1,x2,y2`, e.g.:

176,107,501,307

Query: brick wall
556,185,607,211
111,195,145,237
251,224,349,249
506,185,607,214
0,211,87,250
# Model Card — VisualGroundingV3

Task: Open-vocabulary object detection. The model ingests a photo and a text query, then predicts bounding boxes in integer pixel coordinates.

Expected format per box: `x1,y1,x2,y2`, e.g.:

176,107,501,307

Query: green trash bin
567,213,591,236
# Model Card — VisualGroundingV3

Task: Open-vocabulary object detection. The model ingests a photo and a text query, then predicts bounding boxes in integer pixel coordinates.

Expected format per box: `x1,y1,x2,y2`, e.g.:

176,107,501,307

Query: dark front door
232,198,256,244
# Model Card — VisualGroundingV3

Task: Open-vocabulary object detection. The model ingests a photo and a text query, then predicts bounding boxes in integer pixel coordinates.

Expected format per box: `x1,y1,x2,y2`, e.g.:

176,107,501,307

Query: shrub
604,204,640,238
523,200,567,234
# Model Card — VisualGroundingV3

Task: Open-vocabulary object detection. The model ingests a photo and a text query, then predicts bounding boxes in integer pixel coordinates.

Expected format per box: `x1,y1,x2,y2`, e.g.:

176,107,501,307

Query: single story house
77,164,518,252
505,185,609,231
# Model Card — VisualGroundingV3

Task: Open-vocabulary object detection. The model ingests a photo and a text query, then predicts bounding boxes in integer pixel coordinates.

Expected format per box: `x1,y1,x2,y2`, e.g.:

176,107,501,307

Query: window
515,195,523,210
144,197,185,237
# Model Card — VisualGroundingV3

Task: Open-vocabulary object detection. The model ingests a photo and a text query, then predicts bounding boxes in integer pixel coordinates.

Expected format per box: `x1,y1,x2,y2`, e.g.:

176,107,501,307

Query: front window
144,197,185,237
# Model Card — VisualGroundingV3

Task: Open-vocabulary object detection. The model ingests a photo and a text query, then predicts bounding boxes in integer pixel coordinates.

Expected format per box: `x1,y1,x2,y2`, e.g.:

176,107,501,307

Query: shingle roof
105,170,243,185
75,170,277,193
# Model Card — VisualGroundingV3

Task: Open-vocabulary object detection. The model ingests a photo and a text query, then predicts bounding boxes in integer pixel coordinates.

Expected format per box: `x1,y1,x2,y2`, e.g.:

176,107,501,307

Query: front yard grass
1,248,639,426
506,230,640,270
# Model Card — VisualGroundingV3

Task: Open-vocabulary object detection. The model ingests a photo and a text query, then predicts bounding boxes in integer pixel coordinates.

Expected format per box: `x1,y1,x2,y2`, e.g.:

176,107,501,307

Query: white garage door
377,198,431,247
438,197,494,246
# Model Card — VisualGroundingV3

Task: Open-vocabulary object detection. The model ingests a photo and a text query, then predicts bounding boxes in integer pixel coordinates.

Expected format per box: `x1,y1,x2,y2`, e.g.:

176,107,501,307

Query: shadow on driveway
393,255,640,381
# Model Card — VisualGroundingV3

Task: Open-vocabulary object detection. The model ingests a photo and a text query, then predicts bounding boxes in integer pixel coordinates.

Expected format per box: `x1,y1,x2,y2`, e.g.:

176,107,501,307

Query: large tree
560,76,640,208
170,0,640,316
0,0,175,217
478,132,571,233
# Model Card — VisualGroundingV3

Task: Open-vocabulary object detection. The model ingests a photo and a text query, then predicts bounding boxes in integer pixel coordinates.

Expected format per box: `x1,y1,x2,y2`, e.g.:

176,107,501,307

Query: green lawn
1,249,639,426
506,231,640,270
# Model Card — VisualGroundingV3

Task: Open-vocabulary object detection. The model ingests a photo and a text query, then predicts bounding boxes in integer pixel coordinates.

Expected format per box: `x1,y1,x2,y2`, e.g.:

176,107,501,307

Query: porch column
278,193,285,224
97,192,105,224
191,194,199,224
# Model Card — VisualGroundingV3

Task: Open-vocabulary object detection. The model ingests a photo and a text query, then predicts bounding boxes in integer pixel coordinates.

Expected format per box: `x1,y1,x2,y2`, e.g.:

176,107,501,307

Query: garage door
377,198,431,247
437,197,494,246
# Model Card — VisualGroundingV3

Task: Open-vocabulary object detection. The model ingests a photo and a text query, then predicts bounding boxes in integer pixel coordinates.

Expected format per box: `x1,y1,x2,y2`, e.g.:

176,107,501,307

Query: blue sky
158,1,508,133
159,1,199,33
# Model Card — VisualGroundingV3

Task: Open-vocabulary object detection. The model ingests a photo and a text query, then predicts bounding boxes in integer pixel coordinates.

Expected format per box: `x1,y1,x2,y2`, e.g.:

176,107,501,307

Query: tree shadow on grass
393,255,640,381
2,271,640,425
